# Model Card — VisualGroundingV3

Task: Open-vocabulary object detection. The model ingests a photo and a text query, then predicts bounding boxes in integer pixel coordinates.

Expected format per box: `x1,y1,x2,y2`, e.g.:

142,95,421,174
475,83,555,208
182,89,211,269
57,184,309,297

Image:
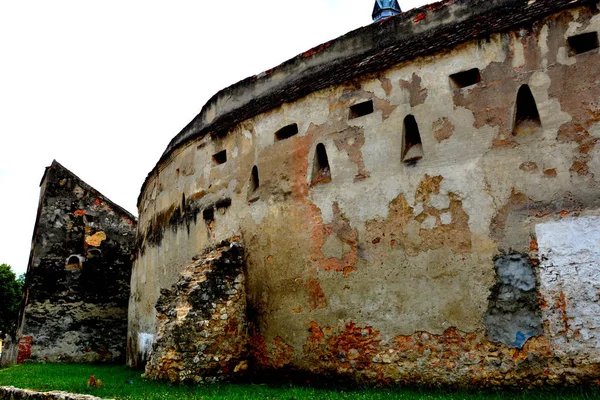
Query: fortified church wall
130,0,600,386
1,161,137,365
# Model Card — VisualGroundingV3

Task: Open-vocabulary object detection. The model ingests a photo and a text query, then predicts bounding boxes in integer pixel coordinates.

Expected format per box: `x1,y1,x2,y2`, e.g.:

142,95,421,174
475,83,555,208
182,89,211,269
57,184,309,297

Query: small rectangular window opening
203,208,215,222
248,166,260,203
216,198,232,211
212,150,227,165
568,32,599,56
449,68,482,89
275,124,299,141
349,100,374,119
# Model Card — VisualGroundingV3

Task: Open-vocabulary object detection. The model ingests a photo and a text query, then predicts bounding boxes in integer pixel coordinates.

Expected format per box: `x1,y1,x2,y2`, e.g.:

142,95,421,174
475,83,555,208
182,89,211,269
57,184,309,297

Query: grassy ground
0,364,599,399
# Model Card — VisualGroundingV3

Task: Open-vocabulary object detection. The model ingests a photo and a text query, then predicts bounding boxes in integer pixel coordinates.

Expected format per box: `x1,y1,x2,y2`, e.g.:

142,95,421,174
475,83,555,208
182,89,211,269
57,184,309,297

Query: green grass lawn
0,364,599,399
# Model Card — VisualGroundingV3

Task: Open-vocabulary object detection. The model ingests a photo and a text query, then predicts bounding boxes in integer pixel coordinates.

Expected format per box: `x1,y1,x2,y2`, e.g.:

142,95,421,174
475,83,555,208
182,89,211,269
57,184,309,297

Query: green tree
0,264,23,339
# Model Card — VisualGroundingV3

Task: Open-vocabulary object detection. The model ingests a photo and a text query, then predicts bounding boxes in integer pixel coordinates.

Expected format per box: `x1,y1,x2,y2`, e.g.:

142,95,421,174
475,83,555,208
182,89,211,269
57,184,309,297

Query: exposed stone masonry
2,161,136,365
144,240,248,383
0,387,108,400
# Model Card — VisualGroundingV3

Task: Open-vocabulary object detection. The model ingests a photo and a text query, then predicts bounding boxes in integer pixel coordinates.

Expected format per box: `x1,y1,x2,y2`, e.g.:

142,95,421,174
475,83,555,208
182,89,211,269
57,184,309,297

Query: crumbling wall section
144,240,248,383
5,161,136,364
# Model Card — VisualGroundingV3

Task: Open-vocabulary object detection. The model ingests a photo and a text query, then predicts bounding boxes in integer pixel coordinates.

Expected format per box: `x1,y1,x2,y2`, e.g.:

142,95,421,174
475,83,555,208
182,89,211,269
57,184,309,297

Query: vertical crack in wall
484,254,543,348
131,3,600,387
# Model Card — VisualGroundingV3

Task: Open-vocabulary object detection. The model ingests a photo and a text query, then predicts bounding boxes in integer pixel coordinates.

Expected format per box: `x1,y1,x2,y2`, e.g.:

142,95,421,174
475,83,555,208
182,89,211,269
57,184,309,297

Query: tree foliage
0,264,23,338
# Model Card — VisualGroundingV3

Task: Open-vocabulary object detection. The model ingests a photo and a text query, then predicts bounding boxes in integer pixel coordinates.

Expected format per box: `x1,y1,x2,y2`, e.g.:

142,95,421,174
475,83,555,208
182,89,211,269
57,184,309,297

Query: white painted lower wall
537,216,600,362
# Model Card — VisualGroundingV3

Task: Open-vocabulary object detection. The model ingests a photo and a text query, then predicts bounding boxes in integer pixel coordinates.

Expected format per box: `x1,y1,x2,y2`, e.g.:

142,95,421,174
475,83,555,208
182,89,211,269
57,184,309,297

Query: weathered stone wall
143,240,248,383
537,217,600,363
0,387,108,400
3,161,136,364
129,0,600,386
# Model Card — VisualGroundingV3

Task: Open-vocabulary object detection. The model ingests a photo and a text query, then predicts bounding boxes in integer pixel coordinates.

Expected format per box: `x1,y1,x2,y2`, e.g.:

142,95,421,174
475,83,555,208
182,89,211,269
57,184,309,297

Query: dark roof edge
48,160,138,222
139,0,596,206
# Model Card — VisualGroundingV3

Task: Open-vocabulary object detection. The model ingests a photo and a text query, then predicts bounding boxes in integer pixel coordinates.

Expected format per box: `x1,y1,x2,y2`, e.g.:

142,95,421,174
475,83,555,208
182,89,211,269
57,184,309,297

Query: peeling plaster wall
129,3,600,386
3,161,136,364
144,240,248,383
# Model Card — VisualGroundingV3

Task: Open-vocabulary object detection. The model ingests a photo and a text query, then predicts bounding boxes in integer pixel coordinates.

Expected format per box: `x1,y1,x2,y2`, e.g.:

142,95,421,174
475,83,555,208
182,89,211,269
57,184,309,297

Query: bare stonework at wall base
0,387,108,400
143,240,248,383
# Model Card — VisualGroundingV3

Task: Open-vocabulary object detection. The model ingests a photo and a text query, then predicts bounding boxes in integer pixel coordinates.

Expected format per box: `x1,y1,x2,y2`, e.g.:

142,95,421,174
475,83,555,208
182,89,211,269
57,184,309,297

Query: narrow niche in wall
180,194,186,217
212,150,227,165
216,198,232,214
67,255,81,265
275,123,299,141
513,85,541,136
311,143,331,186
248,166,260,202
87,249,102,259
449,68,481,89
349,100,374,119
203,208,215,224
65,255,83,271
568,31,599,56
402,115,424,165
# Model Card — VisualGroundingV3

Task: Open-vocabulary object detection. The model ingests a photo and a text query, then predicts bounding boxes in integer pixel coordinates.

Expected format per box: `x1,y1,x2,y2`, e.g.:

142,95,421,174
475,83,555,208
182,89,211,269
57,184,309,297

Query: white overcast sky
0,0,430,275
